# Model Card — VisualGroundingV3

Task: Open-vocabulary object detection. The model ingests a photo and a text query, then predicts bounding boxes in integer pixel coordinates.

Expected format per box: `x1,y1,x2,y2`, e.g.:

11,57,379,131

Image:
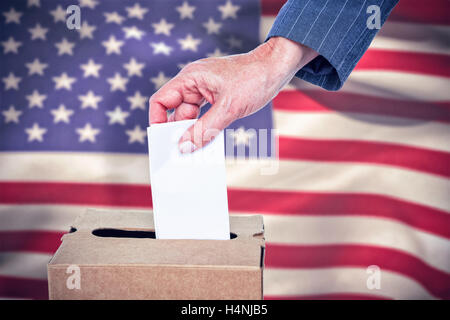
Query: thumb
178,99,234,153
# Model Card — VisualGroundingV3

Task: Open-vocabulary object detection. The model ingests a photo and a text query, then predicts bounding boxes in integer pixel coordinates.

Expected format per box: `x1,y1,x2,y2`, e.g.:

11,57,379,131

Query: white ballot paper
147,119,230,240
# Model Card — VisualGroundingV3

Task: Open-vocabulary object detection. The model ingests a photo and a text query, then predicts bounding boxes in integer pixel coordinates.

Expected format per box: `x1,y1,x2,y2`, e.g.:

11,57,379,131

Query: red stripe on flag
273,90,450,122
266,243,450,299
355,50,450,78
278,137,450,177
388,0,450,25
0,231,63,254
261,0,450,25
0,182,448,238
0,230,65,253
0,276,48,300
261,0,285,15
0,182,152,207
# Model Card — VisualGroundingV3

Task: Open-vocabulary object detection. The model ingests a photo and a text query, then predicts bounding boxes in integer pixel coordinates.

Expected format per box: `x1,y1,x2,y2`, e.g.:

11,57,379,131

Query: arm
268,0,400,90
149,0,399,152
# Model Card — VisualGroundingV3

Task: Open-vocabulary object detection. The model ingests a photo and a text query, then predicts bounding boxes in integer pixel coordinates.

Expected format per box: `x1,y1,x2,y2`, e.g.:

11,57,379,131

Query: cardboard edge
47,263,262,270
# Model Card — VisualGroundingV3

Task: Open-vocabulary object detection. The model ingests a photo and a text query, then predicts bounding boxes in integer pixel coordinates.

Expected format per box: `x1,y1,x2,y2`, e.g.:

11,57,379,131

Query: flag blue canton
0,0,273,156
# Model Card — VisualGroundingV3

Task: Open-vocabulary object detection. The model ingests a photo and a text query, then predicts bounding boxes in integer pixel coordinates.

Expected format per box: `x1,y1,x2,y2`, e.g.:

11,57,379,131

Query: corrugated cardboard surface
48,208,265,300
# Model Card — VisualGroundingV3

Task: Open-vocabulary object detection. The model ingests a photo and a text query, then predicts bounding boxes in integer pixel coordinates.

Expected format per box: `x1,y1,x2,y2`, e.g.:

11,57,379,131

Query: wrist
257,36,318,77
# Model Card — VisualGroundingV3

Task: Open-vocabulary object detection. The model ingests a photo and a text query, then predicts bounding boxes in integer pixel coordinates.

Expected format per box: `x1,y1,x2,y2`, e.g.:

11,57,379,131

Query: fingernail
179,141,197,154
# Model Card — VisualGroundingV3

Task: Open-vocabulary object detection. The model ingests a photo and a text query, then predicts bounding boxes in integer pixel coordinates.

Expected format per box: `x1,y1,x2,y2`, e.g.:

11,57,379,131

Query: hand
149,36,318,153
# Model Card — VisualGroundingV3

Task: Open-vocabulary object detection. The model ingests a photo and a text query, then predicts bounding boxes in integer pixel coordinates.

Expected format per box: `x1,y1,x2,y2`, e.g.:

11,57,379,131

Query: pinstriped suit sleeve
266,0,399,91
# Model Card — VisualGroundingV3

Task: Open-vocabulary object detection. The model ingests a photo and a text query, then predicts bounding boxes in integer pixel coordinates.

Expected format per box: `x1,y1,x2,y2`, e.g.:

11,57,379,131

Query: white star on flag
55,38,75,56
178,34,201,52
27,0,40,8
126,125,147,144
150,42,173,56
102,35,124,55
123,26,146,40
123,58,145,77
78,21,96,39
76,123,100,143
107,73,129,92
1,37,22,54
26,58,48,76
176,1,196,19
3,8,22,24
203,18,222,34
104,12,125,24
126,3,148,20
51,105,74,124
80,59,102,78
226,36,243,48
218,0,240,19
78,90,102,109
53,73,77,90
2,106,22,124
79,0,99,10
127,91,147,110
106,106,130,125
50,5,67,23
25,123,47,142
150,72,170,90
2,73,21,90
28,23,48,40
26,90,47,108
152,19,175,36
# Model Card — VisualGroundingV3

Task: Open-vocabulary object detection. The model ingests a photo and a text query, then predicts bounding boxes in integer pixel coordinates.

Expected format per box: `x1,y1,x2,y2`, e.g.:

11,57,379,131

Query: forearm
267,0,399,90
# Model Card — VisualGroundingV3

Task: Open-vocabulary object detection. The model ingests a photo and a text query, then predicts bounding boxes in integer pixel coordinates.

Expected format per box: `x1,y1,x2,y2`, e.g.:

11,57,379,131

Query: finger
149,79,184,124
173,102,201,121
178,98,235,153
168,102,201,122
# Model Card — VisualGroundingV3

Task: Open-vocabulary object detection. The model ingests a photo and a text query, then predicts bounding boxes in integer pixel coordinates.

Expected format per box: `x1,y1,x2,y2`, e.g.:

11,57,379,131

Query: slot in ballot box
47,208,265,300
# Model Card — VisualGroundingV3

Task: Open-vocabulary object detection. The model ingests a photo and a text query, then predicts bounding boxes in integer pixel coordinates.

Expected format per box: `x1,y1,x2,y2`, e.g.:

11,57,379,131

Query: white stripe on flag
287,71,450,101
264,268,437,299
274,110,450,152
0,252,50,280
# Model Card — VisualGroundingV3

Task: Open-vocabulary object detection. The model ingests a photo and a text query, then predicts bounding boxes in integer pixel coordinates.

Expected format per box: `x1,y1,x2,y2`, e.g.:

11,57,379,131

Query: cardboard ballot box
47,208,265,300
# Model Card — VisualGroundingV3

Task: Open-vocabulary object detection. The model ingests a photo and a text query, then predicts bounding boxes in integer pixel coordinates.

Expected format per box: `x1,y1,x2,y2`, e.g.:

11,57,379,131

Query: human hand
149,36,318,153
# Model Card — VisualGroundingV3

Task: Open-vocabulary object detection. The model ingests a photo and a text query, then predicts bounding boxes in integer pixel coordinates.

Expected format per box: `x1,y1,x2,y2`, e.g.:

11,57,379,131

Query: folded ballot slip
147,120,231,240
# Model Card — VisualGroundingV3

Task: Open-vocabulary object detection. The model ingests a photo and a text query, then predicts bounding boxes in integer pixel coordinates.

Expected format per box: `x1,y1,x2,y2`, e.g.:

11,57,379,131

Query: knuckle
178,107,197,119
184,59,210,74
186,108,199,119
181,61,199,73
148,94,157,106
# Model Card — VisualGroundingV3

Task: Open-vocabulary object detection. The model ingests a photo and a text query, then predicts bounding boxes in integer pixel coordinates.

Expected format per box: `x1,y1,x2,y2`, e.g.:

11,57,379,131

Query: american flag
0,0,449,300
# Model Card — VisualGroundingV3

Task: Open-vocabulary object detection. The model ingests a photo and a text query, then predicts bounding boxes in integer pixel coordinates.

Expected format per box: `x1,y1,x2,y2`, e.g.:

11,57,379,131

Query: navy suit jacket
267,0,399,90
